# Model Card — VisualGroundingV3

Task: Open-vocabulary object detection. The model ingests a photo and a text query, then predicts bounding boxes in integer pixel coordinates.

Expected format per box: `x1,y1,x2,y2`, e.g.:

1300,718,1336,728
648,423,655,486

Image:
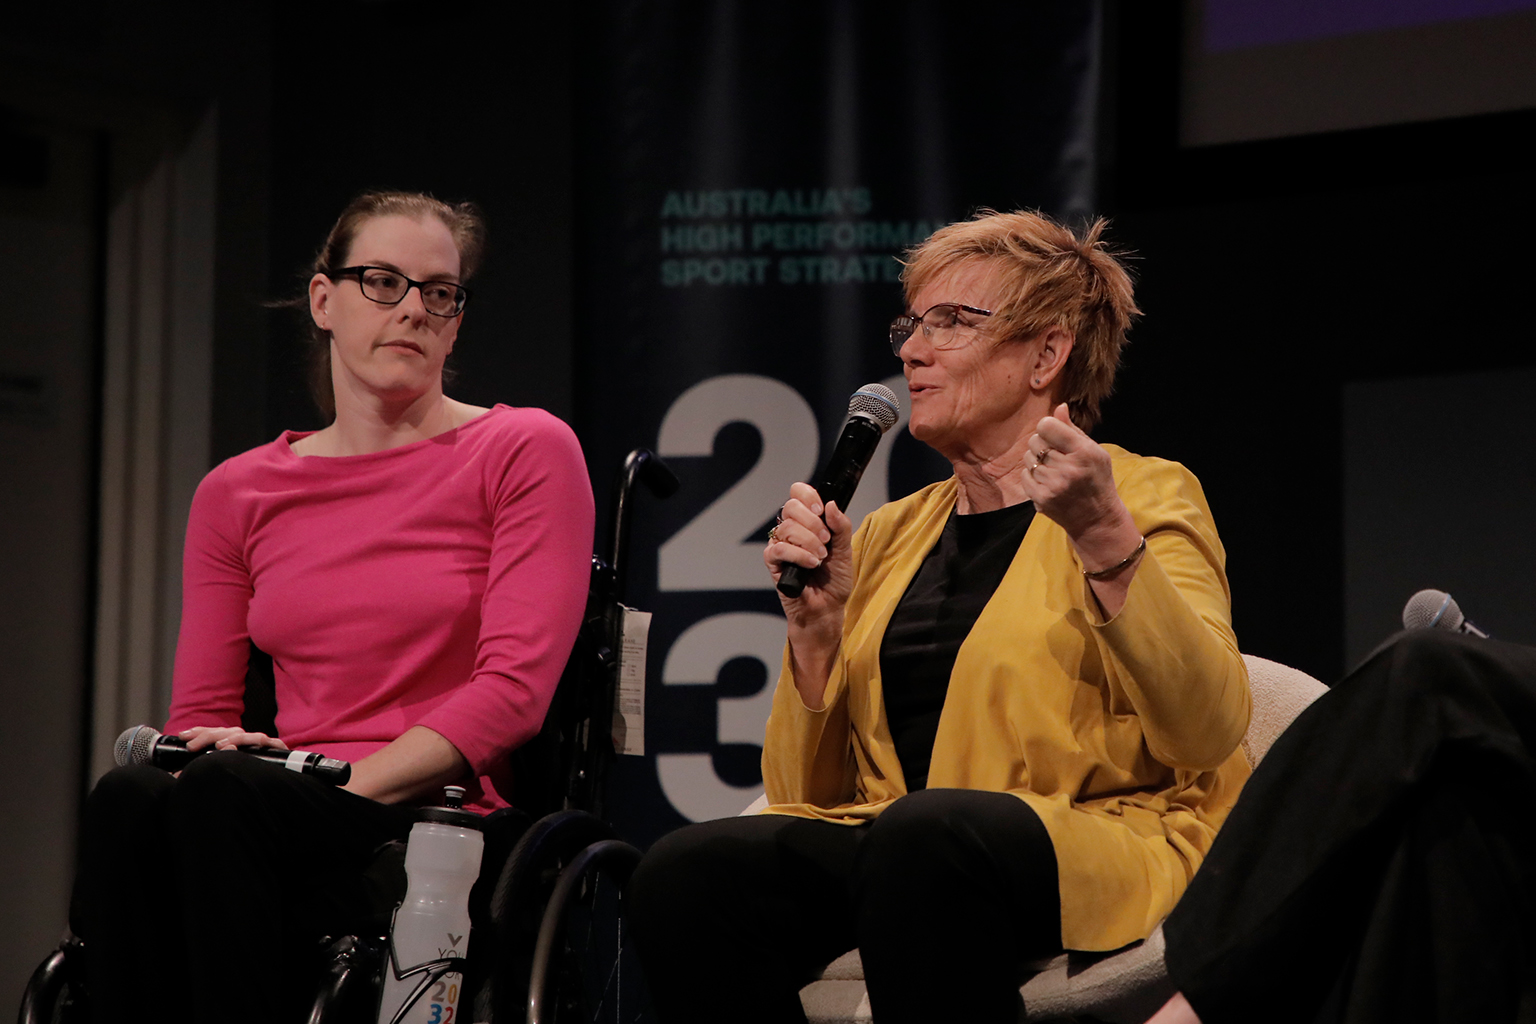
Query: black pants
72,751,530,1024
71,752,418,1024
629,787,1062,1024
1165,630,1536,1024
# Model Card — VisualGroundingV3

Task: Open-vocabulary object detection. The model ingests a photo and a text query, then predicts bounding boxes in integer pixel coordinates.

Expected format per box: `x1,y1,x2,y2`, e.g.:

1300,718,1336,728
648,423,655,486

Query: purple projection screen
1183,0,1536,145
1205,0,1536,51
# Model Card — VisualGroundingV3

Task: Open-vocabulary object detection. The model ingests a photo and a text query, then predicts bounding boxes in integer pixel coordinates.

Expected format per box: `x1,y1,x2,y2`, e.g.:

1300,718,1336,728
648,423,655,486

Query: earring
1032,378,1043,387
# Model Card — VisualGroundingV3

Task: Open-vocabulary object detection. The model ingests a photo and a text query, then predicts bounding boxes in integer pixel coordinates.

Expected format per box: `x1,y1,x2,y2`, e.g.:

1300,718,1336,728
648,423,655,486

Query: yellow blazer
761,445,1252,951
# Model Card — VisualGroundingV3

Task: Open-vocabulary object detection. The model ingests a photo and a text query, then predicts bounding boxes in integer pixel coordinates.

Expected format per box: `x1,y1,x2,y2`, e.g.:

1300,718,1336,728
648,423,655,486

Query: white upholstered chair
741,653,1328,1024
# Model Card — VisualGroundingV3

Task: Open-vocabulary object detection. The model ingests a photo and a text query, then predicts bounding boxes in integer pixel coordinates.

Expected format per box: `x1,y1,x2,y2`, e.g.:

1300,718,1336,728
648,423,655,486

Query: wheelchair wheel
526,839,643,1024
481,810,626,1023
19,936,88,1024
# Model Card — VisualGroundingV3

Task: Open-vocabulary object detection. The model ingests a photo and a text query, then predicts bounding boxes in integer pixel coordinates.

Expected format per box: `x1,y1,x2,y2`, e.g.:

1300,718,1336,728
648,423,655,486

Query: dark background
571,1,1101,842
4,0,1534,1000
262,2,578,440
1100,4,1536,673
261,1,1536,691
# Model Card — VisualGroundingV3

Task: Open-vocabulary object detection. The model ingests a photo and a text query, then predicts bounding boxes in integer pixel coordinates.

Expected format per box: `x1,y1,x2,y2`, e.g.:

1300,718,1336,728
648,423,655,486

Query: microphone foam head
849,383,900,432
114,725,160,767
1403,588,1463,631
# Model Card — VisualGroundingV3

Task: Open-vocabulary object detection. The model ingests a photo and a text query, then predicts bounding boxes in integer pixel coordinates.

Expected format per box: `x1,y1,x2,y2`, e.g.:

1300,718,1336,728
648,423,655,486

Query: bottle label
375,908,470,1024
377,968,462,1024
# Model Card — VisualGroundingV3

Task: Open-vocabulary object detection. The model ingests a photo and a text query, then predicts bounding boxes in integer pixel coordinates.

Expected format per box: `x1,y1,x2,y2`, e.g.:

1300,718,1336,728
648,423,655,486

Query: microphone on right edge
777,383,901,599
1402,588,1490,638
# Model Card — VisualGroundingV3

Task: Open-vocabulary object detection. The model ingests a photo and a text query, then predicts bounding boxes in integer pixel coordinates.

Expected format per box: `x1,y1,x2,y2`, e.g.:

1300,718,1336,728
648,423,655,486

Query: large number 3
654,374,908,821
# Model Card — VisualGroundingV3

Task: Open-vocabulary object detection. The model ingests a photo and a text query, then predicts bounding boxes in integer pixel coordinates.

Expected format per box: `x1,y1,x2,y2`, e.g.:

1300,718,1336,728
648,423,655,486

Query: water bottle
376,785,485,1024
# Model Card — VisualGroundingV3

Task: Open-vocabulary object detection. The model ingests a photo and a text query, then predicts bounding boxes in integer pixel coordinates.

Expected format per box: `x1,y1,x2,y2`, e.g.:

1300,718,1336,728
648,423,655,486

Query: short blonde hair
902,209,1140,432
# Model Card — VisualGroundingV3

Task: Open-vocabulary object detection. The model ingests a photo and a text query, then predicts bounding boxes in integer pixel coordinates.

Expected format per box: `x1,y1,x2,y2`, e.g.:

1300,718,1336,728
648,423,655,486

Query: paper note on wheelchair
613,606,651,756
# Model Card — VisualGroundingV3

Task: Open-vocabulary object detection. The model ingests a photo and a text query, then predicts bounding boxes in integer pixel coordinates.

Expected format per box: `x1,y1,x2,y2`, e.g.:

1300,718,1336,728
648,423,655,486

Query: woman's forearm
1071,509,1146,620
344,725,470,804
1092,527,1250,771
787,613,844,710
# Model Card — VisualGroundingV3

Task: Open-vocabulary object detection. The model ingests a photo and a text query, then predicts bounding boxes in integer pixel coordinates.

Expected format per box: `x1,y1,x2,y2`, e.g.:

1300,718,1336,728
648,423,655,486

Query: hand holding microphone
771,383,900,600
115,724,353,785
767,482,858,617
764,383,898,710
180,724,288,755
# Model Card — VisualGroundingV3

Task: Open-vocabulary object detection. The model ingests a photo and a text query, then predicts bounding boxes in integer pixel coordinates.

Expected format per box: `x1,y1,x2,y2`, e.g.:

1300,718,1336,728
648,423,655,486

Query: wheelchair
20,448,677,1024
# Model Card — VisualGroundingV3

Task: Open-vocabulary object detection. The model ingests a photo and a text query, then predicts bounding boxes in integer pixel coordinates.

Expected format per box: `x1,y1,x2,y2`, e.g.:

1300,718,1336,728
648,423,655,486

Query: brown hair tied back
900,209,1141,433
290,190,487,422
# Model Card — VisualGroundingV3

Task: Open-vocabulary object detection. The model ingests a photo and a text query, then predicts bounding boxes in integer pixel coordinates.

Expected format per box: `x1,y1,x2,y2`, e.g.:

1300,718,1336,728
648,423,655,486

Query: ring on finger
768,523,781,543
1037,447,1052,464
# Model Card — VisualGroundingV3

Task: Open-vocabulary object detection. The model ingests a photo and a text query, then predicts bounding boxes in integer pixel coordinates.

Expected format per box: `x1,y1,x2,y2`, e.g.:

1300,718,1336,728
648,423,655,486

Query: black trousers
628,787,1063,1024
1165,630,1536,1024
71,752,418,1024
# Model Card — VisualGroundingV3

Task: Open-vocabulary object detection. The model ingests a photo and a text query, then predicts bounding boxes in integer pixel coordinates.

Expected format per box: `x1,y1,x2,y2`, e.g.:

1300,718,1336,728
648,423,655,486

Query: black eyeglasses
889,303,993,357
329,266,471,317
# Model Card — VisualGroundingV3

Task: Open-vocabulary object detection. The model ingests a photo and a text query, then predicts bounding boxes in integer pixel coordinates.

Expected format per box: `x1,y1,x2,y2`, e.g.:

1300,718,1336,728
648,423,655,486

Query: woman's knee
631,820,747,924
170,750,277,821
1361,629,1536,717
87,765,175,817
1380,629,1483,683
856,791,973,903
856,790,1055,897
631,815,853,941
177,747,257,783
861,790,1007,866
855,791,1061,963
78,765,177,856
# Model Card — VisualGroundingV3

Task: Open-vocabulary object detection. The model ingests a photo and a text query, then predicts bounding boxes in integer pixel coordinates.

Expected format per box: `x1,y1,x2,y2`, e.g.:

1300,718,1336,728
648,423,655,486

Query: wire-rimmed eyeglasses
889,303,993,357
329,266,472,317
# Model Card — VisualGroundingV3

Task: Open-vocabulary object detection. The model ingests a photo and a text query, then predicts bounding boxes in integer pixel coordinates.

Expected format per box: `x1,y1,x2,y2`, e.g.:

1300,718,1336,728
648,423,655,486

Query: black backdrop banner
574,1,1100,848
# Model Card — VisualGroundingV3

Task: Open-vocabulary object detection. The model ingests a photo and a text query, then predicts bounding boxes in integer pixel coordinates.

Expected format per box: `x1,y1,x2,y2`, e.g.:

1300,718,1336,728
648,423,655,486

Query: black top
878,501,1036,791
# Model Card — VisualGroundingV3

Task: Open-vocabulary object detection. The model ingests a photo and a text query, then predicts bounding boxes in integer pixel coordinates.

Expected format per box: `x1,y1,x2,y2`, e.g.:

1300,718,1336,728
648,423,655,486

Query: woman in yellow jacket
630,209,1252,1024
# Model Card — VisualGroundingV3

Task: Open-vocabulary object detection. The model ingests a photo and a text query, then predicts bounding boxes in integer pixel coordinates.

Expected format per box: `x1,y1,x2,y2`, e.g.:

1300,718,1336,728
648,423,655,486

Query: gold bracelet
1082,535,1146,580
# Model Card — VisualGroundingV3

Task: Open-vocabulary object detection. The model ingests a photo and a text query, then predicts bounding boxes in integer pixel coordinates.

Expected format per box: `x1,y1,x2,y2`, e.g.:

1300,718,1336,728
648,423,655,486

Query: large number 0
653,373,910,822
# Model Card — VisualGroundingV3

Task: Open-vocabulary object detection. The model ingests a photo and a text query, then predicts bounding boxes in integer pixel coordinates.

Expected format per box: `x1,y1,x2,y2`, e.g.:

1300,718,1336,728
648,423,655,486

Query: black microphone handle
151,735,352,785
777,416,885,599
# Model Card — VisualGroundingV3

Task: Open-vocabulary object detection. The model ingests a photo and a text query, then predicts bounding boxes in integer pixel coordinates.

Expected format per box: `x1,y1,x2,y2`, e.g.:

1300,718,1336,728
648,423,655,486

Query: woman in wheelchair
68,191,594,1023
629,209,1252,1023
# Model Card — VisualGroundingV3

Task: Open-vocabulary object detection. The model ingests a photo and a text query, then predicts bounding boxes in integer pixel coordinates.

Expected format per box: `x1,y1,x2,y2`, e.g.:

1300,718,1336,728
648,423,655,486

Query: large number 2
654,374,909,821
657,375,819,592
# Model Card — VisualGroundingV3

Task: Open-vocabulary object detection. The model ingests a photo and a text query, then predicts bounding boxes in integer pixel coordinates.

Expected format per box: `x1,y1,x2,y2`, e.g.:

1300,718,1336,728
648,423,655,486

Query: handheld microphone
777,383,901,599
114,725,353,785
1402,588,1489,638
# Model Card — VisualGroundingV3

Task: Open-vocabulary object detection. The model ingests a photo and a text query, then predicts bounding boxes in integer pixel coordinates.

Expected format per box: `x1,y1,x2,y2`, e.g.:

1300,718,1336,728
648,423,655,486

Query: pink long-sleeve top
165,405,595,811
